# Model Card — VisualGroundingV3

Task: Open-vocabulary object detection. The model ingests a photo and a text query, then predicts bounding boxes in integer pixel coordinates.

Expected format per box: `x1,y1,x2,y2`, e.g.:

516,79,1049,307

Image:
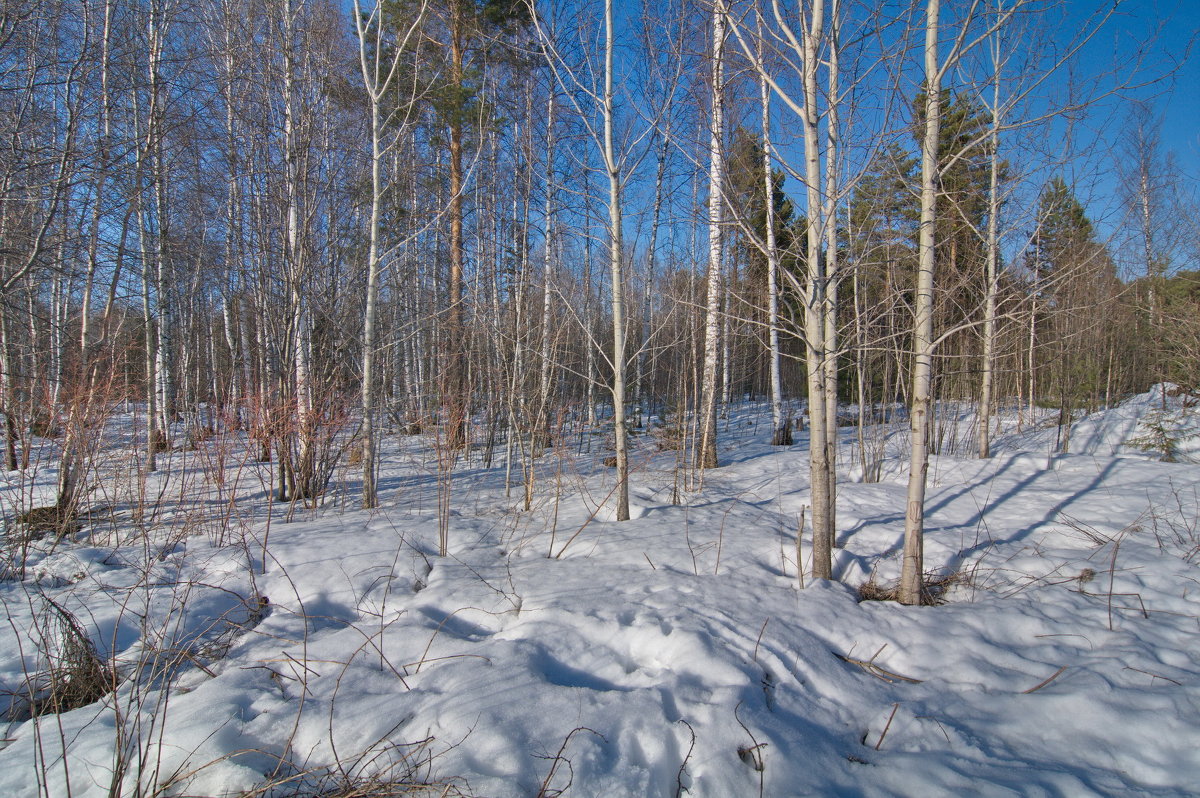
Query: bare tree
757,12,788,448
697,2,726,471
898,0,943,605
353,0,426,508
976,0,1004,459
899,0,1023,603
531,0,662,521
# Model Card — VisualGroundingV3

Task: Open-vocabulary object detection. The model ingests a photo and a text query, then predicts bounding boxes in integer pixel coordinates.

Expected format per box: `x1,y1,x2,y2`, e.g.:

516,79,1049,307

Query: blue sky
1066,0,1197,270
1124,0,1198,163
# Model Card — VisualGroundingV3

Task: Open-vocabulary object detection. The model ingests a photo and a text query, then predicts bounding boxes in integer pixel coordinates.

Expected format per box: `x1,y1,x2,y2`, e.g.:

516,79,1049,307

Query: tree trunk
978,14,1003,460
899,0,942,606
759,29,788,447
698,5,725,471
604,0,629,520
1,312,18,471
537,90,557,454
801,0,832,580
359,82,383,509
822,0,841,541
353,0,417,508
638,130,668,431
447,8,468,450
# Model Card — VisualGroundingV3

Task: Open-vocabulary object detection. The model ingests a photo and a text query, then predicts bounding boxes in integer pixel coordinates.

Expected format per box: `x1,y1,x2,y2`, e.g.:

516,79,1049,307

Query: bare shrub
7,596,116,721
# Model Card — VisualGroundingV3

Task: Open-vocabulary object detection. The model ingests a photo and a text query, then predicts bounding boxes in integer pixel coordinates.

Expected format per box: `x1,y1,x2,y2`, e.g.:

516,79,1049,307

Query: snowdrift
2,387,1198,796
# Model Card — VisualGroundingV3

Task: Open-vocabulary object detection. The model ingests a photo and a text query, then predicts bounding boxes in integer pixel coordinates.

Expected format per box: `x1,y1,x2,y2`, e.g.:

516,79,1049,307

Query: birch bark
899,0,942,605
698,4,725,471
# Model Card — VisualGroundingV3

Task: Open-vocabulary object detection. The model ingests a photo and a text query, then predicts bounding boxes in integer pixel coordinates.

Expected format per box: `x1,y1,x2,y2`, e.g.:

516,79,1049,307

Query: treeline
1,0,1193,600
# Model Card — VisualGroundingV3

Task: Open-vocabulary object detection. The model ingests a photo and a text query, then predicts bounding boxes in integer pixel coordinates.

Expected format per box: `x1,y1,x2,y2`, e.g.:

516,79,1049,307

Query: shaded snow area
3,387,1200,796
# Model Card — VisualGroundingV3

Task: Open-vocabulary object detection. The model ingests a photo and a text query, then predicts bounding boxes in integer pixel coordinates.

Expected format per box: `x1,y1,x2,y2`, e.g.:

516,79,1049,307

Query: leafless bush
240,772,472,798
7,596,116,721
1147,481,1200,563
536,726,605,798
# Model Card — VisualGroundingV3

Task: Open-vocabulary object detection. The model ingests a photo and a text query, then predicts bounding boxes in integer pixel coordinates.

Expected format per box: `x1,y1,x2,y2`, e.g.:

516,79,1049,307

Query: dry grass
238,770,473,798
232,733,475,798
14,505,82,540
5,597,117,721
858,570,969,606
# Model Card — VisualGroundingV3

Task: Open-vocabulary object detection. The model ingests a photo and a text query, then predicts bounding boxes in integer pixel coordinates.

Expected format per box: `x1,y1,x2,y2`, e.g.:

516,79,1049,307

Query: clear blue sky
1132,0,1198,164
1068,0,1197,270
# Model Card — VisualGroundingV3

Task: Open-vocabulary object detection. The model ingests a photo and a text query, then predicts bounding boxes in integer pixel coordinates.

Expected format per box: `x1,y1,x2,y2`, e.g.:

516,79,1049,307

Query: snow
2,387,1199,796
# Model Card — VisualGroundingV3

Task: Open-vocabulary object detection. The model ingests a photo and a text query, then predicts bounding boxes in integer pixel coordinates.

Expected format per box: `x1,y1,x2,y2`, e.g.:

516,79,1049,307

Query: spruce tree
1027,176,1120,433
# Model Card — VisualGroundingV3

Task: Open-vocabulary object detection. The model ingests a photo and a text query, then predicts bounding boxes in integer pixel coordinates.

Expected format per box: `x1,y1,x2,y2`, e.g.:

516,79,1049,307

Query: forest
2,0,1199,795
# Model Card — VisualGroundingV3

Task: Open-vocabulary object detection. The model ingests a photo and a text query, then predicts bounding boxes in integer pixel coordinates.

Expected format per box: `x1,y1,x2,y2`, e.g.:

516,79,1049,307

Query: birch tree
798,0,834,580
898,0,942,605
722,0,836,579
821,0,841,523
966,0,1119,455
281,0,317,500
129,0,178,470
601,0,630,519
353,0,426,508
531,0,650,521
758,16,788,447
697,2,726,471
899,0,1021,603
976,3,1004,459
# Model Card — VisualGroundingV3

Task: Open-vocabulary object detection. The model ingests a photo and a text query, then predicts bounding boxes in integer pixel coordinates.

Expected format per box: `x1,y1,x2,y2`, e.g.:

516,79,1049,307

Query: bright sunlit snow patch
1,387,1199,796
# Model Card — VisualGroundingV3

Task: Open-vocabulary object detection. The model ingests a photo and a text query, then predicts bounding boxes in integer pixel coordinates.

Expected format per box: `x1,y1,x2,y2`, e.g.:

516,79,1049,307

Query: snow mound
2,400,1199,796
1000,384,1200,460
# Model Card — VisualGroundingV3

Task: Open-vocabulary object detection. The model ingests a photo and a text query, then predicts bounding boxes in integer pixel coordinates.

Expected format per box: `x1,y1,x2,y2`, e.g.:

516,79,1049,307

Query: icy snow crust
2,387,1199,796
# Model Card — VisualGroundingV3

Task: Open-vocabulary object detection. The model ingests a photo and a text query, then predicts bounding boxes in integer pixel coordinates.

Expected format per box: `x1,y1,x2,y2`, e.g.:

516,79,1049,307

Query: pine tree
1028,177,1102,277
914,88,994,379
1026,176,1120,438
727,127,796,289
389,0,531,451
846,143,918,402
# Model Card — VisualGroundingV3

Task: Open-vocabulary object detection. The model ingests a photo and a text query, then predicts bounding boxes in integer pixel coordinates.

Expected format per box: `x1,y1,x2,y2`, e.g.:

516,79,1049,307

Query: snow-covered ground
2,386,1199,796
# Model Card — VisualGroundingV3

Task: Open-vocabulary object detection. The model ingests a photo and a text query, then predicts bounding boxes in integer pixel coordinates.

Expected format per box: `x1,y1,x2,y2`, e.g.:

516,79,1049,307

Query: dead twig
752,618,770,665
1021,665,1068,694
874,703,900,751
536,726,605,798
675,719,695,798
835,647,923,685
1123,666,1182,686
733,702,766,798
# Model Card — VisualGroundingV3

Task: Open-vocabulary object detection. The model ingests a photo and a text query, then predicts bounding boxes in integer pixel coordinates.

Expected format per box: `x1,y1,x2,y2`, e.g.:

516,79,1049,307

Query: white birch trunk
822,0,841,536
899,0,942,606
538,91,557,451
0,313,16,471
352,0,419,508
638,131,668,430
760,29,787,446
137,176,158,473
282,0,314,500
978,10,1003,460
358,51,383,508
604,0,629,520
698,4,726,471
801,0,833,580
50,270,64,407
81,0,114,374
150,1,174,439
